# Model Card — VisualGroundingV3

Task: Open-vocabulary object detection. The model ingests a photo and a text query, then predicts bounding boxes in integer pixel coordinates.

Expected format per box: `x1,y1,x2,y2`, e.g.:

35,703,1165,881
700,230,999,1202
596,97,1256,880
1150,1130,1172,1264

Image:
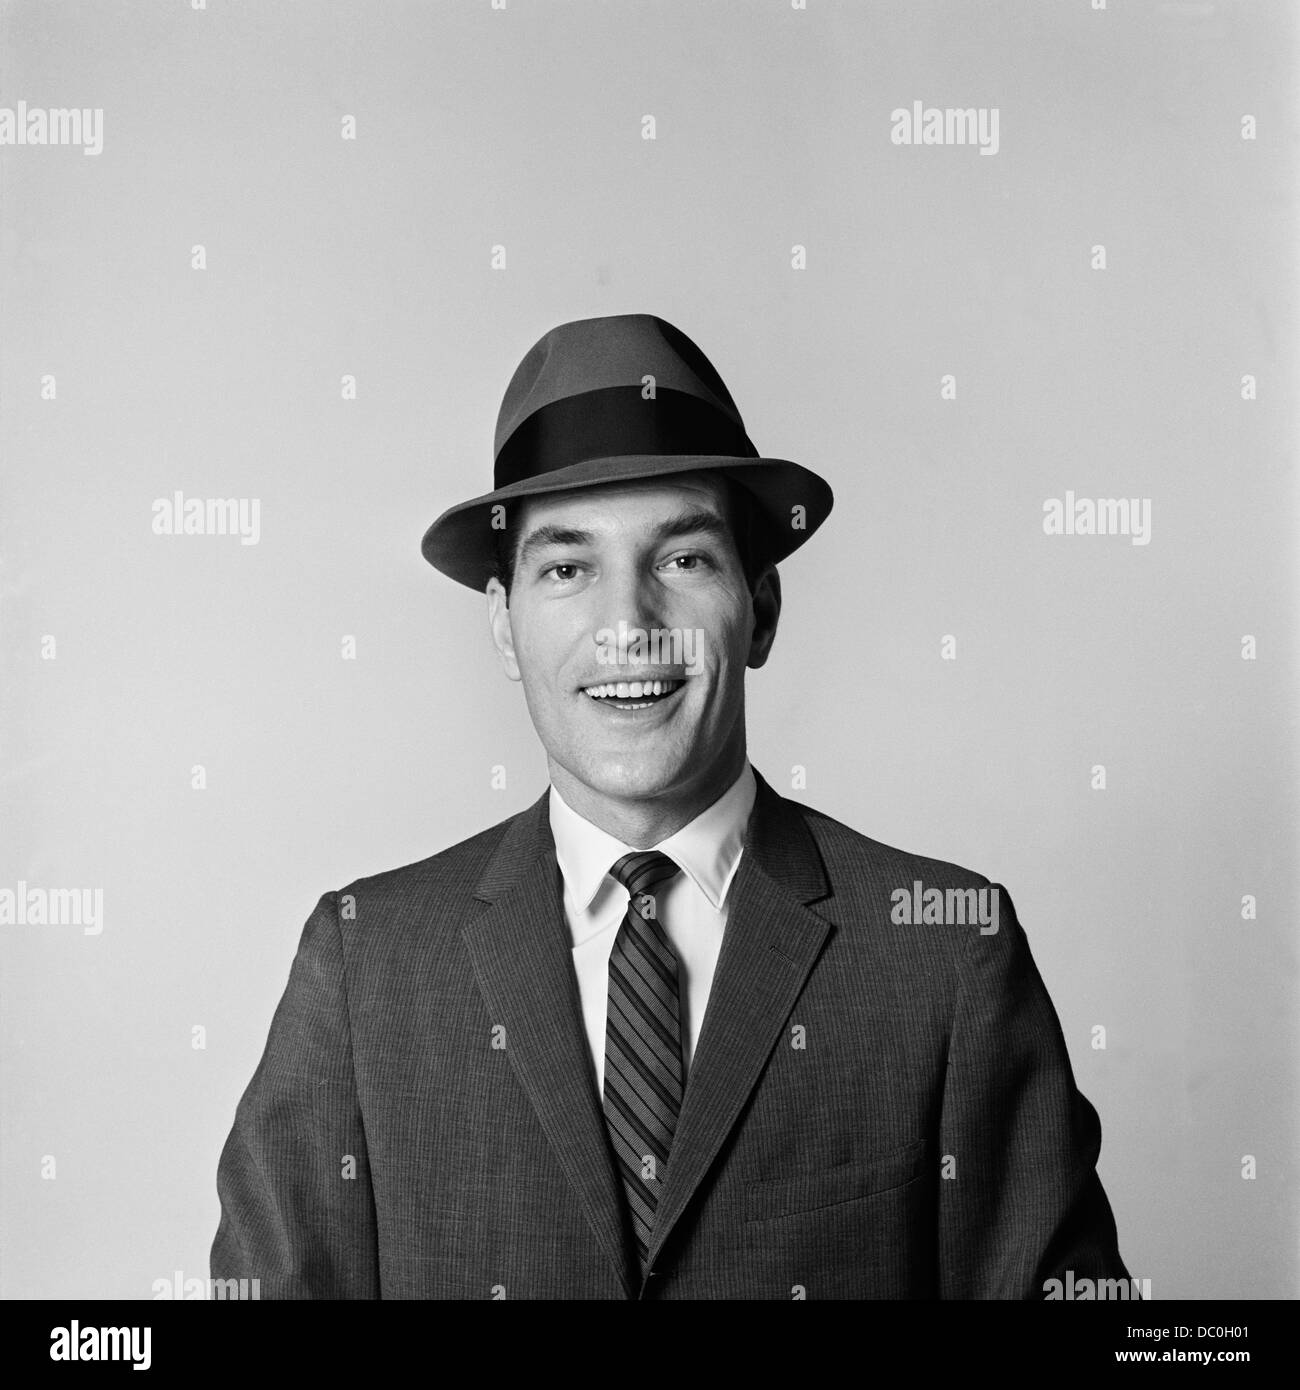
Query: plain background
1,0,1296,1300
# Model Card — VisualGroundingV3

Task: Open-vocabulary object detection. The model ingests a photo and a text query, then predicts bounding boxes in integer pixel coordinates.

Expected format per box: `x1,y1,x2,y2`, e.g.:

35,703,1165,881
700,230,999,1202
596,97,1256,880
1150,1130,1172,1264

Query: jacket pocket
744,1140,926,1222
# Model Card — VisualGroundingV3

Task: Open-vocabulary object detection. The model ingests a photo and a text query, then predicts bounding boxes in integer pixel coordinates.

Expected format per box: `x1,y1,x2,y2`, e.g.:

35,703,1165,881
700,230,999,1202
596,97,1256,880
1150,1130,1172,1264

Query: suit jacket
211,769,1130,1299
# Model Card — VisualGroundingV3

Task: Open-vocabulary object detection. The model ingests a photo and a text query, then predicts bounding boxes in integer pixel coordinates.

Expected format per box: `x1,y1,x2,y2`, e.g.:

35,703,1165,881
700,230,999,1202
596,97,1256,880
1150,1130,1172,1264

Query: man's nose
600,564,661,631
596,562,665,635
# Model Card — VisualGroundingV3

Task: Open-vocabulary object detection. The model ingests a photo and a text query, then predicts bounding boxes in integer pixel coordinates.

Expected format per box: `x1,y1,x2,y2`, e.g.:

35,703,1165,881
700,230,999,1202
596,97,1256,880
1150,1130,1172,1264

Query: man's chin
562,750,699,807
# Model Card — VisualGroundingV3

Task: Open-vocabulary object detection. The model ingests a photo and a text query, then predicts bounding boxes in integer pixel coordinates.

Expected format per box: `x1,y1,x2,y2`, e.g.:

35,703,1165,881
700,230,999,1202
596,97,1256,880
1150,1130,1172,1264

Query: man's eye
542,562,583,582
663,552,711,572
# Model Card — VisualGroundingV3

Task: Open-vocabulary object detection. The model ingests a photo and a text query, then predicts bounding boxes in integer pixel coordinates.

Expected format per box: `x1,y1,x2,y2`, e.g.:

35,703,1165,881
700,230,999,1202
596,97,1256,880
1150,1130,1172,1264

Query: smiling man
211,313,1133,1299
487,472,773,846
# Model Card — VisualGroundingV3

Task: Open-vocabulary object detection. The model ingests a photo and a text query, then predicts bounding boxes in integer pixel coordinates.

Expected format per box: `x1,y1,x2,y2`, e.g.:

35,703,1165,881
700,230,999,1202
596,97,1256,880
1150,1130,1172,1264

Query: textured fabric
211,767,1133,1299
549,762,755,1091
602,851,685,1272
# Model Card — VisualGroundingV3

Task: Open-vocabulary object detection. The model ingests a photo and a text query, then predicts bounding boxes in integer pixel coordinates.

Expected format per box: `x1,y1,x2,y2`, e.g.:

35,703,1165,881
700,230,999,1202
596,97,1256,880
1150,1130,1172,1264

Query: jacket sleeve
936,884,1132,1299
210,891,381,1298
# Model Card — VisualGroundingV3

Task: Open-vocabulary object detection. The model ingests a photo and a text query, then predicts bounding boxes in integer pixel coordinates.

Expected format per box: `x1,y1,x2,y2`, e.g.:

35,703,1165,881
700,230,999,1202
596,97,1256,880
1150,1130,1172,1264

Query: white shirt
548,762,757,1097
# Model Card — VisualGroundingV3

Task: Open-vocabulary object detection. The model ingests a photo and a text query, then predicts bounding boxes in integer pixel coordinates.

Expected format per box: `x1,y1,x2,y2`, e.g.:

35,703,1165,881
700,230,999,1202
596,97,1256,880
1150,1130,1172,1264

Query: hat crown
420,312,833,591
492,314,755,483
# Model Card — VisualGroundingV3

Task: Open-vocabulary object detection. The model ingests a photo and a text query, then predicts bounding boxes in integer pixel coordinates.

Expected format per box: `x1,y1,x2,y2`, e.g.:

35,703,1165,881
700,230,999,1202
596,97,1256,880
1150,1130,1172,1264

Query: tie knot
609,850,681,896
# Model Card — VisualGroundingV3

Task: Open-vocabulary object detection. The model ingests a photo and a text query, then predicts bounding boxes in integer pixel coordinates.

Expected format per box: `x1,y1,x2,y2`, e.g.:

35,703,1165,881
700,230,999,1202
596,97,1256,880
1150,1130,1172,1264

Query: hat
420,313,834,590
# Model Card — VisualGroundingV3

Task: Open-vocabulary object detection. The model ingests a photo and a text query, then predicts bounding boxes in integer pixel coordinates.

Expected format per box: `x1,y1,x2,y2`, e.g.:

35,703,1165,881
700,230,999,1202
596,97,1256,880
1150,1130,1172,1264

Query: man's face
486,473,779,811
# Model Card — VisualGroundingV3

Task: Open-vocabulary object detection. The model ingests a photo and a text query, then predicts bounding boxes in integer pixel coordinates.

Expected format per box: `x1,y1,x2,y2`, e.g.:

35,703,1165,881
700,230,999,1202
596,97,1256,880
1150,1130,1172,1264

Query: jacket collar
474,764,829,908
546,761,757,923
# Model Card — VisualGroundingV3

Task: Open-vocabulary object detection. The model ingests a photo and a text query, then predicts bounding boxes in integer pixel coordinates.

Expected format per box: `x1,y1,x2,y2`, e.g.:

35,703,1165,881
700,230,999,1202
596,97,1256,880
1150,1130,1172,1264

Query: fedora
420,313,834,590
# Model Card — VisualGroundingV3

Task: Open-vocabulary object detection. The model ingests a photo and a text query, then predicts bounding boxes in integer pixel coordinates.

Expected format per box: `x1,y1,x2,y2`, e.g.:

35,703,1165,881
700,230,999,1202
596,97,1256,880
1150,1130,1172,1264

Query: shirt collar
548,761,757,913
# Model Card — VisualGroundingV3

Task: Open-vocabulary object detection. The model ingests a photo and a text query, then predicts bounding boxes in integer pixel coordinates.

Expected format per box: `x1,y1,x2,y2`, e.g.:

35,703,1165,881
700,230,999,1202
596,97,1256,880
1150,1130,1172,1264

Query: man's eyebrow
654,508,731,544
515,524,594,568
515,508,730,568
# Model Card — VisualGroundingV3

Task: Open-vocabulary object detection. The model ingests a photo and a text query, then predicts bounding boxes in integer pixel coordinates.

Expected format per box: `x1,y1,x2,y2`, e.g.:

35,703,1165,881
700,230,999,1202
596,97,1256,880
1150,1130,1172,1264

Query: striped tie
602,849,684,1274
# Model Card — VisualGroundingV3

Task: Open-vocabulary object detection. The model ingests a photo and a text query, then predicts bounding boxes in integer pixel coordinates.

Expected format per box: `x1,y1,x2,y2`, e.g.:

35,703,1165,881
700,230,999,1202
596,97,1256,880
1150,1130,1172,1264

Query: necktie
602,850,684,1273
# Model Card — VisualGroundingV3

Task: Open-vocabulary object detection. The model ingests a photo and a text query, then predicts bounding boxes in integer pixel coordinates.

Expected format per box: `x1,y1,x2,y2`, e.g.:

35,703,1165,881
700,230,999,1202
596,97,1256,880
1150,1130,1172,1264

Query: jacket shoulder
794,797,991,891
786,796,1009,987
336,803,529,906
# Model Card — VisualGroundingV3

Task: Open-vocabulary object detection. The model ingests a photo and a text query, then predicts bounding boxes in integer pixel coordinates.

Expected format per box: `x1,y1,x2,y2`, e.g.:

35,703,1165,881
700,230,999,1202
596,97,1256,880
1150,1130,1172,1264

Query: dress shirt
548,761,757,1096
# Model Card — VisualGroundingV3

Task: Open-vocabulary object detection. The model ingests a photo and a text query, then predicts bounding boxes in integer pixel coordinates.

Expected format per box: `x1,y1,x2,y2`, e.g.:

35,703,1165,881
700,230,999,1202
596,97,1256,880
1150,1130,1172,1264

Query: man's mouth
582,678,685,712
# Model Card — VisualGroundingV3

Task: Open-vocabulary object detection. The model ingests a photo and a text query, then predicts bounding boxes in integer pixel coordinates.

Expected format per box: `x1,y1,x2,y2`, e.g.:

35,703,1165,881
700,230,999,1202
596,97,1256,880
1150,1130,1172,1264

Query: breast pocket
744,1139,926,1223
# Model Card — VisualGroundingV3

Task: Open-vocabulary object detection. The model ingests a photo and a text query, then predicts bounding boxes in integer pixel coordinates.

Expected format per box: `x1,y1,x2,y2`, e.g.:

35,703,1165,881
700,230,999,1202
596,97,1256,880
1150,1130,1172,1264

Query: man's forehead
513,472,729,530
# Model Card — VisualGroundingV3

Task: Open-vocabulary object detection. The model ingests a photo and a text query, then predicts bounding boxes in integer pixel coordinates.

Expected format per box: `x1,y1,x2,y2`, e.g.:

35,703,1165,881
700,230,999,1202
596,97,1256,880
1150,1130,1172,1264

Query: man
211,313,1132,1299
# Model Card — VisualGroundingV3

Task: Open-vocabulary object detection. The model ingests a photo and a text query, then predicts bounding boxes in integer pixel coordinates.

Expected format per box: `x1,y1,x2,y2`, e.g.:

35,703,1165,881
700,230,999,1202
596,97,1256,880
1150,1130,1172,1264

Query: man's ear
746,563,781,669
486,577,522,682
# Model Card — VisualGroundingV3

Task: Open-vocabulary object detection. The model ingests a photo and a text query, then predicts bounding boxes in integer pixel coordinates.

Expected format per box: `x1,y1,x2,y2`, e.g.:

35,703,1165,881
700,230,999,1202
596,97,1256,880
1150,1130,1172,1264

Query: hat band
493,385,758,488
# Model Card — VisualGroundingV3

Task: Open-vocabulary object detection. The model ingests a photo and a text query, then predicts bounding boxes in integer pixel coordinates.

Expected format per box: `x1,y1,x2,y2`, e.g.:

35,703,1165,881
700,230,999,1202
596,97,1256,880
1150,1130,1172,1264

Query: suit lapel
459,792,636,1297
458,771,835,1298
645,770,835,1279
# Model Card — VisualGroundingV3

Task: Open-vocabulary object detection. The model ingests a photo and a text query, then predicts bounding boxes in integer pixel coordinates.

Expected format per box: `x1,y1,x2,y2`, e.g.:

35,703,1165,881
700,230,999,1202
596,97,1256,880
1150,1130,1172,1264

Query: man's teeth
585,679,682,700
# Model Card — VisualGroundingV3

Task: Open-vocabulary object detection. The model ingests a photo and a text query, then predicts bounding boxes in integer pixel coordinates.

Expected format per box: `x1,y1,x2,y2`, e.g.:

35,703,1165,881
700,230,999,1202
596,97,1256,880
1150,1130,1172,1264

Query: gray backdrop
1,0,1295,1300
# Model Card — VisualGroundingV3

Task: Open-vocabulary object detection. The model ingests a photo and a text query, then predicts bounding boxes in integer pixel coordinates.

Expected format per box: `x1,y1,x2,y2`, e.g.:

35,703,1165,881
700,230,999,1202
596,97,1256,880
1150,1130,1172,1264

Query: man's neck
549,749,748,849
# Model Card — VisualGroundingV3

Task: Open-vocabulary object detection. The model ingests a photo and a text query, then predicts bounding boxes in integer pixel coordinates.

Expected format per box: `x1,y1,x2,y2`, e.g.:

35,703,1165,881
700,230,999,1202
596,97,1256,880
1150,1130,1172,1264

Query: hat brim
420,453,834,591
